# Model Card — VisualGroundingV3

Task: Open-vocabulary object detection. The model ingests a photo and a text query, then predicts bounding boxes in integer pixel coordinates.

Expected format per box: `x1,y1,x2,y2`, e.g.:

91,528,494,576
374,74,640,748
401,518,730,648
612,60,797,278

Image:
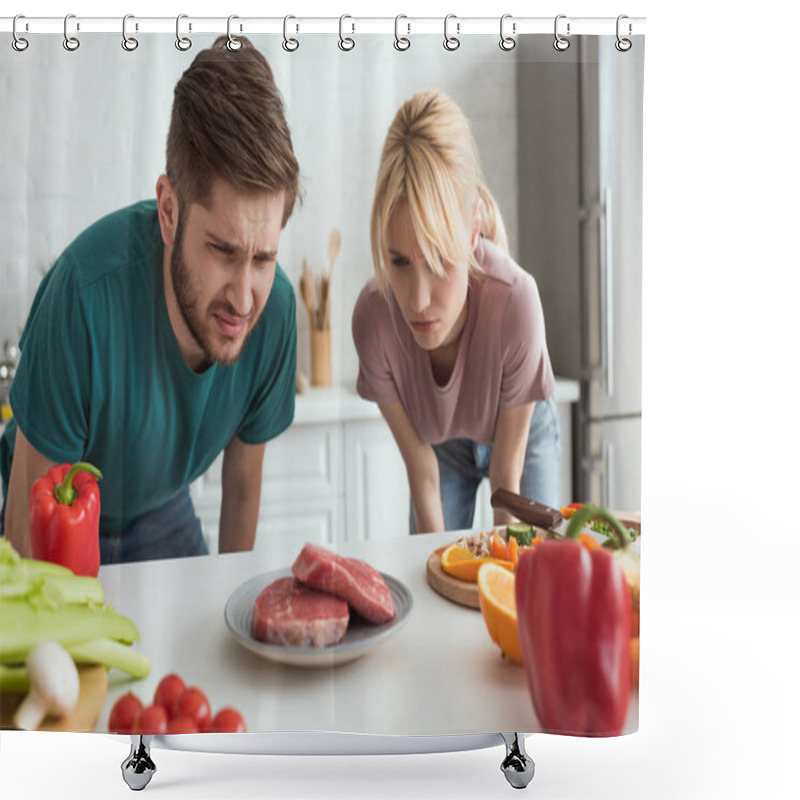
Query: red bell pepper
28,462,103,577
515,504,632,736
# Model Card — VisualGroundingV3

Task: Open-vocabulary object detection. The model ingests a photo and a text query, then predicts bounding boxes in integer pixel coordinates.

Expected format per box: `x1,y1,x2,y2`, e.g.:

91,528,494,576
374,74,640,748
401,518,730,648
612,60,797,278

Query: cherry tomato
154,673,186,718
136,704,169,735
108,692,143,734
208,708,247,733
167,715,199,735
173,687,212,731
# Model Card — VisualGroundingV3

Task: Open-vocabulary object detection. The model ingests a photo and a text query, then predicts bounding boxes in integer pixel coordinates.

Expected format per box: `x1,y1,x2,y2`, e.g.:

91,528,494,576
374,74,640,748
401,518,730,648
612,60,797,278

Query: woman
352,90,559,533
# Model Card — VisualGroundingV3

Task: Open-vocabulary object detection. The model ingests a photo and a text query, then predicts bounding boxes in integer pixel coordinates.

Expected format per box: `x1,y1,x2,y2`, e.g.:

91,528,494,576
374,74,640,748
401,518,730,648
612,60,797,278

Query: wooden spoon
300,259,317,328
319,276,329,330
323,230,340,331
328,229,341,281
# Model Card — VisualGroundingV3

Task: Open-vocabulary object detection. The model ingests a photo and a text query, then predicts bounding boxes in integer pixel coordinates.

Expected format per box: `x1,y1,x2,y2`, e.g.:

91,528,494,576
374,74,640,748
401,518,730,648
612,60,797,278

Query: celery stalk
0,537,23,566
68,638,151,680
0,578,35,599
42,574,105,606
0,598,139,664
17,558,74,576
1,538,149,684
0,540,73,576
0,572,105,606
1,552,104,606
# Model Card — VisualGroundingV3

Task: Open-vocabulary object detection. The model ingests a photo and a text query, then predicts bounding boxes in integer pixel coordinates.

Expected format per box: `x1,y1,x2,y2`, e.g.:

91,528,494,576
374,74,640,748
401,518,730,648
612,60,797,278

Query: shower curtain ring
499,14,516,51
338,14,355,51
12,14,29,51
63,13,80,51
122,14,139,51
226,15,242,51
176,14,192,51
443,14,460,51
394,15,410,51
553,14,570,51
283,15,299,52
615,15,633,52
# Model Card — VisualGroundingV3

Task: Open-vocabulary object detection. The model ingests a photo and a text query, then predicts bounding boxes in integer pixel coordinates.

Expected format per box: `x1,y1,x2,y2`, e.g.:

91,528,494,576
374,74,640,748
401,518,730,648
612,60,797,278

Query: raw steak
252,577,349,648
292,544,396,624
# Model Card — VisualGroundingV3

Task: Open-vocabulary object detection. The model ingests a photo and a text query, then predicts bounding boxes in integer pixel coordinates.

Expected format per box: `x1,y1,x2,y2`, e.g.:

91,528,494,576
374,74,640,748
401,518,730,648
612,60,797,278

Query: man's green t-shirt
1,200,296,534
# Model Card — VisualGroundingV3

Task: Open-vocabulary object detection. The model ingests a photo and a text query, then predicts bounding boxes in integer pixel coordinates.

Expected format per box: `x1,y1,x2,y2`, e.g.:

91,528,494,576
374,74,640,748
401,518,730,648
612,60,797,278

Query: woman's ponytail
476,182,509,254
371,90,508,288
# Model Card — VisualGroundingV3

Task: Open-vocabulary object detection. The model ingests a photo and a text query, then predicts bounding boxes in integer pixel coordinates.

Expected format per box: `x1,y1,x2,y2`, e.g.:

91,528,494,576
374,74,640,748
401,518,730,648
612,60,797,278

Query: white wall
0,34,519,387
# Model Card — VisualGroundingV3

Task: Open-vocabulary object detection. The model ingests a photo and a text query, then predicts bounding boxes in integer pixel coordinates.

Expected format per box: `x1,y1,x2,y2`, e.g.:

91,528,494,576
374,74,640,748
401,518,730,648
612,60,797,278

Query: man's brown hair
166,36,300,226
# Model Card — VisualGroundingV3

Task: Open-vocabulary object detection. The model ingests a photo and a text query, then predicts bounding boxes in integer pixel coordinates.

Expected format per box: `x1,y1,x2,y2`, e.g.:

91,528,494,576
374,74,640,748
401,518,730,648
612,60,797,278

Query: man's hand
218,435,266,553
5,427,58,557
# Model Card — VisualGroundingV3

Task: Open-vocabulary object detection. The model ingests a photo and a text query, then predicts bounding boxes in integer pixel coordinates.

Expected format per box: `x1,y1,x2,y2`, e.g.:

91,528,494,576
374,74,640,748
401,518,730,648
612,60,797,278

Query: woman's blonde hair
370,90,508,292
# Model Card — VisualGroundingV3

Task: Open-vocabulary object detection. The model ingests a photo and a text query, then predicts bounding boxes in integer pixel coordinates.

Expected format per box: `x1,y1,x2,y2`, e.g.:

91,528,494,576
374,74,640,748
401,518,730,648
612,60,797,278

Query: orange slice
507,536,519,567
440,544,513,583
477,562,523,665
578,532,601,551
491,533,509,561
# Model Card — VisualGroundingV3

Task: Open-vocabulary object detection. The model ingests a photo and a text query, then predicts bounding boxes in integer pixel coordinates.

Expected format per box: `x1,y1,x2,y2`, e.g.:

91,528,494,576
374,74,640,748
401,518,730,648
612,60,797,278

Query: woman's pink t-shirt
352,238,554,445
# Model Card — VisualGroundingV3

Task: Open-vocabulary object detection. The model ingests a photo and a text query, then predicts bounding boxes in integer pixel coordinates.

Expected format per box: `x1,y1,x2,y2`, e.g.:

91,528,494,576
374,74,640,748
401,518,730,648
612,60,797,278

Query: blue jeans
410,395,561,533
99,488,208,564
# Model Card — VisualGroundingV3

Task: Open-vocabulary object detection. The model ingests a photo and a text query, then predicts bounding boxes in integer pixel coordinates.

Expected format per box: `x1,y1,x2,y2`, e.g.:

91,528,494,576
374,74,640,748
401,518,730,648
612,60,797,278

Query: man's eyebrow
206,231,277,260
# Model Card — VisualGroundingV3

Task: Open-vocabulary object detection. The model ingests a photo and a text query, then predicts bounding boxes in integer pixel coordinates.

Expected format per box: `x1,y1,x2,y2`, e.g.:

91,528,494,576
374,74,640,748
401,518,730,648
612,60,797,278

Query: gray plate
224,568,413,667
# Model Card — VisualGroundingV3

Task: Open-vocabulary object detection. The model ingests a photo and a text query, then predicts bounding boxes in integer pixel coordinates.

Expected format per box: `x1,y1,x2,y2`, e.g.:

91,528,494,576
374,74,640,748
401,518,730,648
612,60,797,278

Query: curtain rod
1,16,646,38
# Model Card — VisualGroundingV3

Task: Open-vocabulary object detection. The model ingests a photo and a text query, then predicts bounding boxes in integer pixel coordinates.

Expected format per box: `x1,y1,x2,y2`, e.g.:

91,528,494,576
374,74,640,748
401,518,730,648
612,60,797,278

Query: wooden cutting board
426,513,642,610
426,546,481,610
0,664,108,732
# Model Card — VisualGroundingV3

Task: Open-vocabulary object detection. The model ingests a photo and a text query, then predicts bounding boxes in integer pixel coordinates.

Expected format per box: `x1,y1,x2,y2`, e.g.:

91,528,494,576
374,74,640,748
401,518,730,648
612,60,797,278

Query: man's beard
171,220,255,369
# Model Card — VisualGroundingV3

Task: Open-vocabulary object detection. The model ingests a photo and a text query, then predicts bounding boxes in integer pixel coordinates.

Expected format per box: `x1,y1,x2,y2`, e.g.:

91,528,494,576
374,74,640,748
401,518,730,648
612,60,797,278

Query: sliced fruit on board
426,547,480,609
440,544,514,583
477,563,523,665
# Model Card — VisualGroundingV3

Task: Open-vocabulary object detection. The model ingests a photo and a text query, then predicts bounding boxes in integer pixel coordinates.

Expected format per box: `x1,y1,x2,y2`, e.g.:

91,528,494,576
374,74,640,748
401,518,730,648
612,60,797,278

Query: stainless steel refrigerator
516,36,644,511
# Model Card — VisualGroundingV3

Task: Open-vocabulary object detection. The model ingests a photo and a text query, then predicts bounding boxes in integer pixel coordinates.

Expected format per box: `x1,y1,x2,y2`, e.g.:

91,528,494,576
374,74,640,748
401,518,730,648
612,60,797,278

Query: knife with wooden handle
490,488,569,537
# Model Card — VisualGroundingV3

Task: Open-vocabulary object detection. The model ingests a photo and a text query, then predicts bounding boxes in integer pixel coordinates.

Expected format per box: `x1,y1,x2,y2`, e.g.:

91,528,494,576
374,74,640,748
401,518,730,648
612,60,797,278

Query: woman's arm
489,402,536,526
379,401,445,533
219,435,265,553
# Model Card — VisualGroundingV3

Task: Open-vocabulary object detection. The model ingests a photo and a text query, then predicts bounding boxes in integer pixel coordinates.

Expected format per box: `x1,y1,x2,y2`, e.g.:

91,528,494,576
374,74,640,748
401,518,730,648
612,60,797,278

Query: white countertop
294,383,382,424
294,377,580,426
97,530,636,737
0,380,579,431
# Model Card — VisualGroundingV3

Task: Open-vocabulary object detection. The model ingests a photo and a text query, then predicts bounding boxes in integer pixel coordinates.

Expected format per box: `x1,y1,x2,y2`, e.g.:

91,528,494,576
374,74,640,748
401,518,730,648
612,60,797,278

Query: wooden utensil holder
310,328,332,387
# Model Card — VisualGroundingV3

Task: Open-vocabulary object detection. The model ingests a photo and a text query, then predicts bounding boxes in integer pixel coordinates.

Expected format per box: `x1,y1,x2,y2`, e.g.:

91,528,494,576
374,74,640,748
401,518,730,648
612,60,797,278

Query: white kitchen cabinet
349,398,576,536
192,381,579,553
253,500,344,550
343,419,410,542
191,419,345,554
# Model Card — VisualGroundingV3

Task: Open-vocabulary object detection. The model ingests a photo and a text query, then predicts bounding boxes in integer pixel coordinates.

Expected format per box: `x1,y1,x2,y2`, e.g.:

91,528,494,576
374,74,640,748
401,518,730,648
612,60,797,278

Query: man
0,37,300,563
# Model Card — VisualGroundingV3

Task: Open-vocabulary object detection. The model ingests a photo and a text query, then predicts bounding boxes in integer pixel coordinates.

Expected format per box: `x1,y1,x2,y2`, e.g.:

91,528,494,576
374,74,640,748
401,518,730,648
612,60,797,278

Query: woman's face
384,201,472,352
